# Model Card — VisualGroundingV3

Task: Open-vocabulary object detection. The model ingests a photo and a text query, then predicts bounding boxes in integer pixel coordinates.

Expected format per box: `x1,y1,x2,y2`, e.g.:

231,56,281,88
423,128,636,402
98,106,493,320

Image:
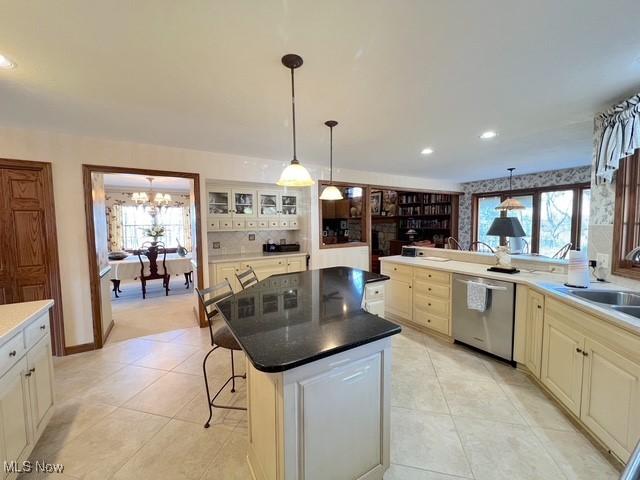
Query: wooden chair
469,241,496,254
552,242,572,259
236,267,259,290
197,280,246,428
137,242,170,299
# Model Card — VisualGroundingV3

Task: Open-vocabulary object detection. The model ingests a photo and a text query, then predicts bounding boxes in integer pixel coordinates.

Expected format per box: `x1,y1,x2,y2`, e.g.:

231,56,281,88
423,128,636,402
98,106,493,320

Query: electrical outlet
596,253,609,269
212,241,220,249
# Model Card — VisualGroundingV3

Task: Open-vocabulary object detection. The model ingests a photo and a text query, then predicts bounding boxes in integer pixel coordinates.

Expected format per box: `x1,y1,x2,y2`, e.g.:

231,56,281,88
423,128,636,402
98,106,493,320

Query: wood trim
0,158,66,356
613,152,640,280
83,164,206,349
473,182,590,199
64,342,96,355
367,183,463,195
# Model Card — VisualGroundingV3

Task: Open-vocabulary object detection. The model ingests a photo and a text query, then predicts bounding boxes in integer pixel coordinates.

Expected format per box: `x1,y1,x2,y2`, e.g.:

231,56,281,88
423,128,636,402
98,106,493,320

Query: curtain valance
595,93,640,182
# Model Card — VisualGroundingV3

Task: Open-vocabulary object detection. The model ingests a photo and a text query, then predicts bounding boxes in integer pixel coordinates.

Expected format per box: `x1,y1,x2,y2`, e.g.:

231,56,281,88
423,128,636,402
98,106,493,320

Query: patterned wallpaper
457,166,592,247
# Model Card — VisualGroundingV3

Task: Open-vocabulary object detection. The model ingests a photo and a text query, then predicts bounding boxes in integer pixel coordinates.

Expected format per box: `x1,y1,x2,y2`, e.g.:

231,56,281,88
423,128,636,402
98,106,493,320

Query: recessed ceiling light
480,130,497,140
421,147,434,155
0,54,16,70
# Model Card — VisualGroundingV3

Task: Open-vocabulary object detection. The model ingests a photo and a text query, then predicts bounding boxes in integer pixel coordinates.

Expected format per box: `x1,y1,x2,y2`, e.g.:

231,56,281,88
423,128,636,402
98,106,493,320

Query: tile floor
23,325,620,479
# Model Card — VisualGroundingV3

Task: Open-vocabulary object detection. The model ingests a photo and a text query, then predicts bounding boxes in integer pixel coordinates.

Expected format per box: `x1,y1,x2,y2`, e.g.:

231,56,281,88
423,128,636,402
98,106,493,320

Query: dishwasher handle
456,279,508,291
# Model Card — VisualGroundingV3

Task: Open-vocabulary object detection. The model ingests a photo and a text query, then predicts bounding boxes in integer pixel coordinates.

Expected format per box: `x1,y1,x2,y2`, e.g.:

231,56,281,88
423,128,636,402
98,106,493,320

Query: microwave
401,246,417,257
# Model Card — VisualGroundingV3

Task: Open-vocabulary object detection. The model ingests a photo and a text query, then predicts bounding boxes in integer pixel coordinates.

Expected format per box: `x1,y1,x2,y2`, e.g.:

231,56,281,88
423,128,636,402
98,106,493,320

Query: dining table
108,252,194,298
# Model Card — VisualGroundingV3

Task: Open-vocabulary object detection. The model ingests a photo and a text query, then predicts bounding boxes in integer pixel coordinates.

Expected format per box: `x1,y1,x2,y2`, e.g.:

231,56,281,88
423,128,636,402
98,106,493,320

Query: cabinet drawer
413,278,450,299
414,293,449,317
289,218,299,229
207,219,219,231
413,308,449,335
233,219,245,230
258,220,268,229
381,263,412,281
246,220,257,229
269,219,280,229
365,283,385,301
0,333,26,378
413,268,450,284
219,219,233,230
25,313,49,350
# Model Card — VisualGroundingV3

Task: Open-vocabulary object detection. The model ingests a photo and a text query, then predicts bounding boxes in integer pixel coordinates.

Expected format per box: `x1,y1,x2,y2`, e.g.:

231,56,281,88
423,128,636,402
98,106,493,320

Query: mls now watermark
5,460,64,474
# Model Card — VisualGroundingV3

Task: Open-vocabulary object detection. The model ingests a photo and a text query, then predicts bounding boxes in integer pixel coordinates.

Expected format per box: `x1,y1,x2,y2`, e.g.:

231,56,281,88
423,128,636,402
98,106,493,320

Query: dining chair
137,241,170,299
468,241,496,254
552,242,573,259
196,280,247,428
236,267,259,290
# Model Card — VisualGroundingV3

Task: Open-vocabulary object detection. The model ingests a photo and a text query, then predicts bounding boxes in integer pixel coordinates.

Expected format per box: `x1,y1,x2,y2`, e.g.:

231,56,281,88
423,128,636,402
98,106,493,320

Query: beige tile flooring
23,325,620,479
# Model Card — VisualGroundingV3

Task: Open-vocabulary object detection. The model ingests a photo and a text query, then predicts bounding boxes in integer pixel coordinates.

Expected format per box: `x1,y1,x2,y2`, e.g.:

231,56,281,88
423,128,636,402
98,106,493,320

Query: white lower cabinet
385,279,412,320
524,290,545,378
210,255,307,291
285,257,305,273
580,337,640,462
540,298,640,462
0,357,31,475
0,308,56,480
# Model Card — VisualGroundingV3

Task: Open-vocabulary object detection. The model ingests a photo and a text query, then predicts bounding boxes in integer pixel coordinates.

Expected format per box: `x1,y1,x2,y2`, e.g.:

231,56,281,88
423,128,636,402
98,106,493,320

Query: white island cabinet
217,267,399,480
0,300,55,480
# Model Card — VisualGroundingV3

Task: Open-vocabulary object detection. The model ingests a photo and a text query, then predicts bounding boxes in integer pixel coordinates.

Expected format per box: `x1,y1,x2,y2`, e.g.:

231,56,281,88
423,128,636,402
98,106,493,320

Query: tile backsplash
208,230,301,256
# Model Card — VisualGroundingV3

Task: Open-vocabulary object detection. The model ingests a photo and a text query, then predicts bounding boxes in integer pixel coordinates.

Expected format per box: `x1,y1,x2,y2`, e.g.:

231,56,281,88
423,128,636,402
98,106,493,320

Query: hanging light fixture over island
319,120,343,200
277,54,315,187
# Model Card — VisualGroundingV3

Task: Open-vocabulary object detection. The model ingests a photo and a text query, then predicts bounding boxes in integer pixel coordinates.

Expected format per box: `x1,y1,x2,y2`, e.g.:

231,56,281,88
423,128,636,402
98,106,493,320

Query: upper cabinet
207,185,301,231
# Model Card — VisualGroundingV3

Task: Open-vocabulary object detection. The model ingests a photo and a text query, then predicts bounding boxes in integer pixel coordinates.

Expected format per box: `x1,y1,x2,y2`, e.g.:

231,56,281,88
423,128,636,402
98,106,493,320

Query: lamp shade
487,217,526,238
496,197,525,211
276,161,314,187
319,185,343,200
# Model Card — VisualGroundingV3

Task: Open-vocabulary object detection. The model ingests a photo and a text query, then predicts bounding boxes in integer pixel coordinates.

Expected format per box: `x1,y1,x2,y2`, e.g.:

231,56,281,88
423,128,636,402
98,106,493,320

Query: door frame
0,158,66,356
82,164,205,349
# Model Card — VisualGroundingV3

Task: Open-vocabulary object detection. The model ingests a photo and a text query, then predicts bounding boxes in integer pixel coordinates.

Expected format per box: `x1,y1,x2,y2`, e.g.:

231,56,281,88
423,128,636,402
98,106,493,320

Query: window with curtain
121,206,186,250
473,183,590,255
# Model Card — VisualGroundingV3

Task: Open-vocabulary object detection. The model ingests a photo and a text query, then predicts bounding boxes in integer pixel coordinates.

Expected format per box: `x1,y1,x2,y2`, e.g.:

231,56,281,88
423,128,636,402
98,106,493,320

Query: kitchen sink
611,305,640,319
567,290,640,306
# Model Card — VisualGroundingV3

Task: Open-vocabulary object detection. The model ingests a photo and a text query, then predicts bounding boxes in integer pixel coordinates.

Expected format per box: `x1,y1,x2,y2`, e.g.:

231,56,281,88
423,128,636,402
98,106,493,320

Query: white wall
0,126,459,347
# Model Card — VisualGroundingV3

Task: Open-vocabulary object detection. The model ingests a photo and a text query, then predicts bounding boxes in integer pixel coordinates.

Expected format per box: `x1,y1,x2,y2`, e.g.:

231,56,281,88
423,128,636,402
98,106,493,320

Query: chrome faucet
624,246,640,263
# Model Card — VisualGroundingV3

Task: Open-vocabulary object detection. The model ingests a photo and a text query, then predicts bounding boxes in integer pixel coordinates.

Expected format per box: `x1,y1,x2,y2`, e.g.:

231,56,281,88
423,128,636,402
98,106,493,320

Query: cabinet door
385,279,412,320
580,338,640,462
299,353,382,480
207,189,232,218
541,312,584,416
280,192,298,216
215,262,239,292
27,335,55,437
286,257,306,273
231,190,256,217
524,290,545,378
257,190,279,218
0,357,31,470
249,259,287,281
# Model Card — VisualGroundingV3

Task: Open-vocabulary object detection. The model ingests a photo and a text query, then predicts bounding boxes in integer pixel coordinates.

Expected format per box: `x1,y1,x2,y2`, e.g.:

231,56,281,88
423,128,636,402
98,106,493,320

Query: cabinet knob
375,290,379,295
408,285,412,289
537,305,542,309
393,267,397,271
576,347,583,353
582,351,589,357
428,274,432,278
428,303,432,306
29,367,35,373
428,287,432,291
40,325,46,330
9,350,16,357
427,319,431,323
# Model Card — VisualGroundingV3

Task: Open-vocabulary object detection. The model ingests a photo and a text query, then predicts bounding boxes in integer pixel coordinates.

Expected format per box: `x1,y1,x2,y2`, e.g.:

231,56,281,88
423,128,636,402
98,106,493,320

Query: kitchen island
217,266,400,480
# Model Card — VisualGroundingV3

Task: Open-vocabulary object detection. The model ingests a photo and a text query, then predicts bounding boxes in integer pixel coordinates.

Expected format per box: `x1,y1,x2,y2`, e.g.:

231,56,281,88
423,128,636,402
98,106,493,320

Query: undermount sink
611,305,640,319
567,290,640,306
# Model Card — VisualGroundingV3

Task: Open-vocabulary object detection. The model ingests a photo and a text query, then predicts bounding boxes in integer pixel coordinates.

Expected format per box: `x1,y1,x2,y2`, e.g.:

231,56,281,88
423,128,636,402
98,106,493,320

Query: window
121,205,186,250
320,183,367,247
473,183,590,255
613,151,640,279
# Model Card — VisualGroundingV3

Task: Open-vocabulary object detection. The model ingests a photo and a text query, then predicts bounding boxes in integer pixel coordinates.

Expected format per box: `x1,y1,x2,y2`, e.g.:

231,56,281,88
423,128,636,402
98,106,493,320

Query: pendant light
319,120,343,200
496,168,525,211
276,54,315,187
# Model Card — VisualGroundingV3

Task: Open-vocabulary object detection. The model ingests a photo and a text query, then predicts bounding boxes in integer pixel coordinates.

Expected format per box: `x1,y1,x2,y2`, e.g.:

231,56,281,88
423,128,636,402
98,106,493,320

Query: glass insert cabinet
208,188,257,218
257,190,298,217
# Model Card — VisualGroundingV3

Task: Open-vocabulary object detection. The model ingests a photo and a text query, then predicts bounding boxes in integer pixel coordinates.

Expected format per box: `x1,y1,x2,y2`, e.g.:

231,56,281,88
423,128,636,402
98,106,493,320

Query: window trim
472,182,590,253
613,151,640,279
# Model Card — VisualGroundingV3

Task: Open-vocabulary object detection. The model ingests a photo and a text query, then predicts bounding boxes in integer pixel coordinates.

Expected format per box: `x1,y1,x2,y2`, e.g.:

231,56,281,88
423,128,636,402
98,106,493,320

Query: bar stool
196,280,246,428
236,267,259,290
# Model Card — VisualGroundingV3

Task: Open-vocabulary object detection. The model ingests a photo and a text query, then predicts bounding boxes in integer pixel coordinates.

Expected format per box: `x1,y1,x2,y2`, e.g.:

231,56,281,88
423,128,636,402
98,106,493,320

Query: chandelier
132,177,172,216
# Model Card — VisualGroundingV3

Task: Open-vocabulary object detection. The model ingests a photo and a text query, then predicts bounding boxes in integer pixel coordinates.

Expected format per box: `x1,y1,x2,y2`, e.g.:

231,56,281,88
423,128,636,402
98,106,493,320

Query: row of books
397,192,452,205
397,204,451,216
400,218,450,229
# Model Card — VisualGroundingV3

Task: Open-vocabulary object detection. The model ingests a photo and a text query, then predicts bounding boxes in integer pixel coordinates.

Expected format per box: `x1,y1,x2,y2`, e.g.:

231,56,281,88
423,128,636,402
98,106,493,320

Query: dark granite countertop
217,266,400,373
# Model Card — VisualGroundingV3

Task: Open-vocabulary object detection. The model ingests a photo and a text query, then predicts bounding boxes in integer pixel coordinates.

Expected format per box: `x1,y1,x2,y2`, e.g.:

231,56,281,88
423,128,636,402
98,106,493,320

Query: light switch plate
212,241,221,249
596,253,609,269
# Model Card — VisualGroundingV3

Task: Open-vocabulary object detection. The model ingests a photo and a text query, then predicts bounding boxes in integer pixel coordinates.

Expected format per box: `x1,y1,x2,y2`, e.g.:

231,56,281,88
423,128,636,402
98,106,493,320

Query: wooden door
524,290,545,378
0,161,63,355
580,338,640,462
541,311,585,416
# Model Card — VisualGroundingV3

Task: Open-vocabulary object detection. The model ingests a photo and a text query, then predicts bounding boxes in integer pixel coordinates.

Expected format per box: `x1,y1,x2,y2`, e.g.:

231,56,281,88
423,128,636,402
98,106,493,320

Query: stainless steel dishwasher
452,273,516,363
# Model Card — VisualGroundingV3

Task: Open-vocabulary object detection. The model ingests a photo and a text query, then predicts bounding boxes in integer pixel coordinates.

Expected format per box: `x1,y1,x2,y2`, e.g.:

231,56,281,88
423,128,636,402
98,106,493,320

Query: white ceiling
1,1,639,182
103,173,192,192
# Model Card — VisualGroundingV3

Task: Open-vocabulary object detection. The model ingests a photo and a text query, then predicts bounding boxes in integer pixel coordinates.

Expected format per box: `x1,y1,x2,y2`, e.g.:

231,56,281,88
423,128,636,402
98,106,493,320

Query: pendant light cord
329,125,333,183
290,68,297,163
